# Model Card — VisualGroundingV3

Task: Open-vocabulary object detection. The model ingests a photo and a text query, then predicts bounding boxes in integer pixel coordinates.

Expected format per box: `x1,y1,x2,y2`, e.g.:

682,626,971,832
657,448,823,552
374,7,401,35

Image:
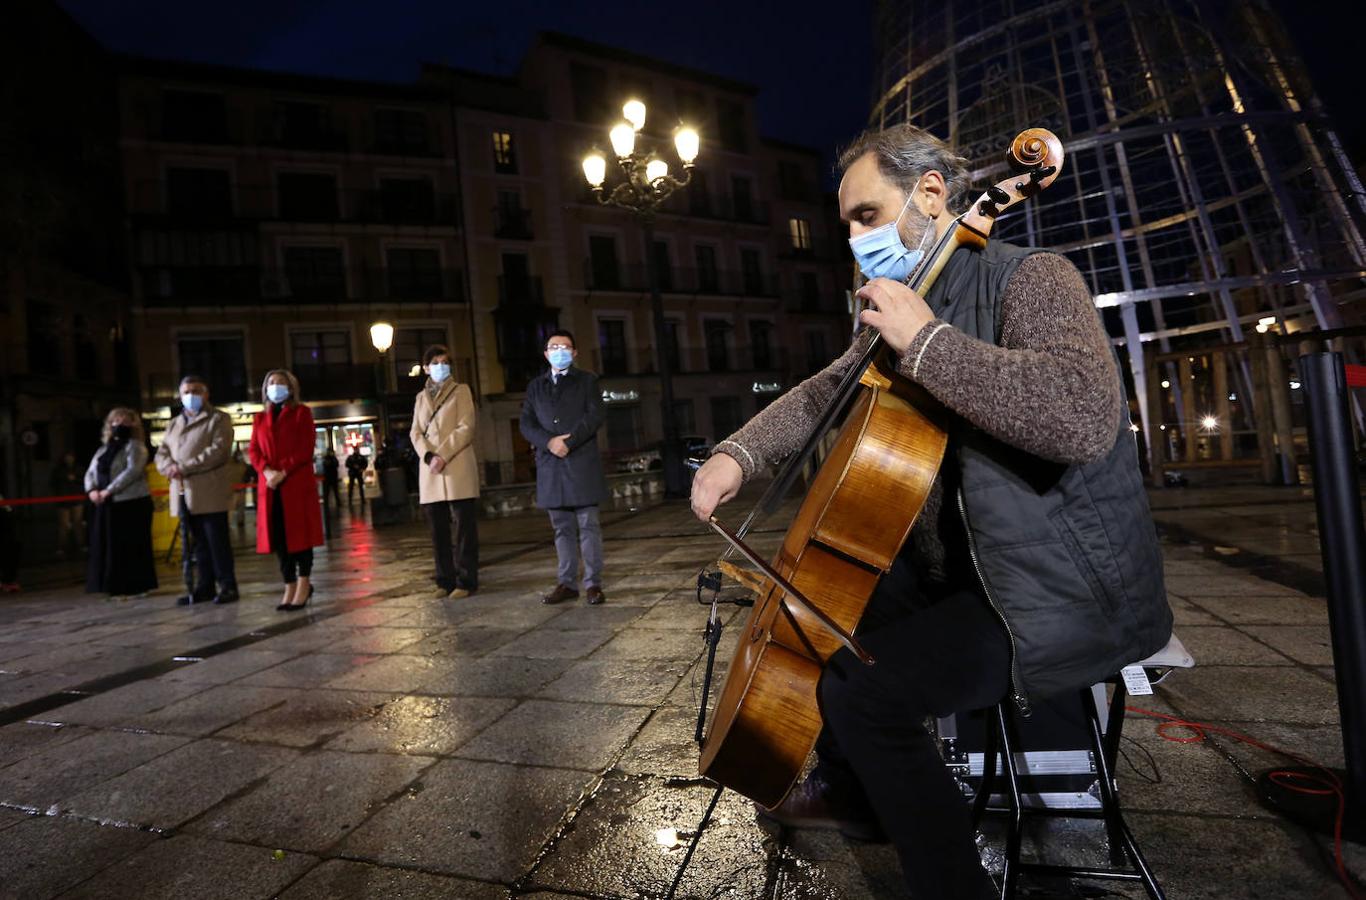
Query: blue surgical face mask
547,348,573,371
847,178,935,282
181,392,204,413
428,362,451,383
266,384,290,404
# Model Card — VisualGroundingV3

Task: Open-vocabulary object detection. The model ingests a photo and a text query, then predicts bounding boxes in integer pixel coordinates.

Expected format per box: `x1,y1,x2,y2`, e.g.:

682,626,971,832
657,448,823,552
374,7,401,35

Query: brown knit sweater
713,252,1123,580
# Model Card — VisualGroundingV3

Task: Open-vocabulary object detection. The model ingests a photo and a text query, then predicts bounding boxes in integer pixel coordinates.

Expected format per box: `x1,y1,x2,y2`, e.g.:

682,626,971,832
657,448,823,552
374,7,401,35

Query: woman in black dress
85,408,158,598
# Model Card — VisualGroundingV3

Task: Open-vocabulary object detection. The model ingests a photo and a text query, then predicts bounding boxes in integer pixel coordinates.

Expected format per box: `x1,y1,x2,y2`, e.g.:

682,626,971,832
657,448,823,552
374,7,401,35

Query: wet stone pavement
0,486,1362,898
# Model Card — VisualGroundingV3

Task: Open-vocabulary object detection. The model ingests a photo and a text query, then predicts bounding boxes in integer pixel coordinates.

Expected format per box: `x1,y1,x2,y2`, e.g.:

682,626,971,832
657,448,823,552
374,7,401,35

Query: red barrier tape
1,475,329,508
1346,364,1366,389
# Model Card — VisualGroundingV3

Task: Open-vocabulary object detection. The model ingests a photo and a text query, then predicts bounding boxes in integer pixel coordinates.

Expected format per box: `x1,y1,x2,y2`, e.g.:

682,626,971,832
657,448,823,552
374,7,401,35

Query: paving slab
236,651,380,687
614,705,701,778
277,859,508,899
528,774,773,899
590,627,706,663
1240,624,1338,667
455,700,651,771
1184,593,1330,625
398,626,524,657
52,678,210,728
337,757,592,882
187,749,433,853
1159,665,1343,725
487,627,616,660
58,833,316,900
0,814,156,900
327,694,516,756
322,654,456,693
419,656,575,698
0,729,190,810
128,684,299,737
58,737,297,829
156,648,303,684
1172,624,1297,666
538,657,691,707
217,689,395,748
0,722,93,770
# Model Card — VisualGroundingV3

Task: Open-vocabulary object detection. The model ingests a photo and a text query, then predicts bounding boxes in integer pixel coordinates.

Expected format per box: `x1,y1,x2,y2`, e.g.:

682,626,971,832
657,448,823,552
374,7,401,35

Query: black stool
970,676,1168,899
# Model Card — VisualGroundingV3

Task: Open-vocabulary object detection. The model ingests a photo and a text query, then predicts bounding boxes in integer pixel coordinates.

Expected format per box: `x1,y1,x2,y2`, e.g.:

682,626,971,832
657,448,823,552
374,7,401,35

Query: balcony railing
582,344,788,377
136,265,464,305
129,181,461,227
497,275,545,306
582,260,780,297
493,206,534,240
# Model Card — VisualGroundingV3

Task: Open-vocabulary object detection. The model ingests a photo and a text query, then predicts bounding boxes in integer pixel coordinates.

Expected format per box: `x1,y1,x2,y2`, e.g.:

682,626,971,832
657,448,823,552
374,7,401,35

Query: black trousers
322,479,341,508
347,473,365,502
182,508,237,598
424,498,478,591
269,489,313,583
815,549,1010,900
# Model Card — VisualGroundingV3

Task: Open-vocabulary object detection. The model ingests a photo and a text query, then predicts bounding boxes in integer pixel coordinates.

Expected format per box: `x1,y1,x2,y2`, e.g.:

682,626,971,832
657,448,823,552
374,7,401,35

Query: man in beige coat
155,375,239,605
410,345,479,599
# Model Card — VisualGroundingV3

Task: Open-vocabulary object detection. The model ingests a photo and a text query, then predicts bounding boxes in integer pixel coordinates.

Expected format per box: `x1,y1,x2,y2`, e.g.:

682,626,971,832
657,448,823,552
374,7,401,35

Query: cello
698,128,1065,809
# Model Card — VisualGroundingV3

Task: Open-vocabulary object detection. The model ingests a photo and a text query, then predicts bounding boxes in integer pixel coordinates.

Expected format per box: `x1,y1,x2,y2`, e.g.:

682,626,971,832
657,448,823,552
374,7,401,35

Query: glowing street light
581,99,700,499
369,321,394,354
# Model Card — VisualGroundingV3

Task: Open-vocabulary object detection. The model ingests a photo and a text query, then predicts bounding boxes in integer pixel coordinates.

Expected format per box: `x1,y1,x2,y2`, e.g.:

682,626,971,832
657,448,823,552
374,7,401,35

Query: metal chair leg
996,703,1023,900
1082,687,1166,900
972,706,1000,829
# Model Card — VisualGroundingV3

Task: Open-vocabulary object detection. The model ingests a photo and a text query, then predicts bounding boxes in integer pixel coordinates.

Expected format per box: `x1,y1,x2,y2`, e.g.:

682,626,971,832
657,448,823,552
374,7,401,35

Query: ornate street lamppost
369,320,396,444
582,101,700,499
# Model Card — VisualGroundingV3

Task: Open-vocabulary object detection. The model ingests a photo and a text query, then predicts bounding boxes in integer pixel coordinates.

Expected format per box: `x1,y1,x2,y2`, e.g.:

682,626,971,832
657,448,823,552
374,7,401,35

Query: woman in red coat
250,369,325,610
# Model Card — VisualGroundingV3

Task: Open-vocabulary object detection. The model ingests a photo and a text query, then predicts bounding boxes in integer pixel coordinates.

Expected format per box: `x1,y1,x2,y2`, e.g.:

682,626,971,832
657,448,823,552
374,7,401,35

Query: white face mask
847,175,935,282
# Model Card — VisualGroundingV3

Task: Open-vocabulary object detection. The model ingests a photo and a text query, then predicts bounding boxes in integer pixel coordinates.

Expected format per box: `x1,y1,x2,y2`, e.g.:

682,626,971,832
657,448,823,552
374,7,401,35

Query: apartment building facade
117,34,852,485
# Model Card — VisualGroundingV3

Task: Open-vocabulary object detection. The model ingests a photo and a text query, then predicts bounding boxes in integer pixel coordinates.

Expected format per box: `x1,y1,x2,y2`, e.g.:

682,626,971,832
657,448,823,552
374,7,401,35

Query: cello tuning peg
1030,165,1057,182
986,185,1011,205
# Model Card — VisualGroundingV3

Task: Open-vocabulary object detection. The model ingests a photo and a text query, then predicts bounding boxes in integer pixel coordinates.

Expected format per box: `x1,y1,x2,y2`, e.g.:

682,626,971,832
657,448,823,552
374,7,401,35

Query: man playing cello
690,124,1172,898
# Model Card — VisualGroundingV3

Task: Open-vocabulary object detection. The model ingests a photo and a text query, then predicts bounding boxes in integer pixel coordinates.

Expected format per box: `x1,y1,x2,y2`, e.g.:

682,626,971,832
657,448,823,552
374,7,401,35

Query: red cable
0,476,328,508
1126,705,1363,899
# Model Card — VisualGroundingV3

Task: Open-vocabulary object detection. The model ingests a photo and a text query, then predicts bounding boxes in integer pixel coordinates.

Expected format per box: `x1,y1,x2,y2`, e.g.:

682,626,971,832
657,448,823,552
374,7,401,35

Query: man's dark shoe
542,584,579,605
757,776,887,843
176,593,212,606
585,585,605,605
212,588,239,605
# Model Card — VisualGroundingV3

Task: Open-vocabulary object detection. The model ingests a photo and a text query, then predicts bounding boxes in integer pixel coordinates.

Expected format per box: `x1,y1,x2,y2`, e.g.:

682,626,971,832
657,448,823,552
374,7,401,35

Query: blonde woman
85,408,157,598
249,369,324,610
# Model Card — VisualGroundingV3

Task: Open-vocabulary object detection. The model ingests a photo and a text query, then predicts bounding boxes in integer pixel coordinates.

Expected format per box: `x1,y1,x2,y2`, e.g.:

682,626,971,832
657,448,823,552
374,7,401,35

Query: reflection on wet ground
0,486,1360,898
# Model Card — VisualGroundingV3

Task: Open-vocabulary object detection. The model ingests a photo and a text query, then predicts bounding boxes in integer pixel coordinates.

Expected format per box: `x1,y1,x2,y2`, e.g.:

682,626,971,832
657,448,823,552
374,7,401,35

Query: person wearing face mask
84,408,157,599
155,375,240,605
250,369,325,610
519,329,609,606
410,345,479,599
690,124,1170,899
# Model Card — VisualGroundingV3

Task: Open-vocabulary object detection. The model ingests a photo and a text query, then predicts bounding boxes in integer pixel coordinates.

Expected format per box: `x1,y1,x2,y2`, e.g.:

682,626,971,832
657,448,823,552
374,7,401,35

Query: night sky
57,0,1366,177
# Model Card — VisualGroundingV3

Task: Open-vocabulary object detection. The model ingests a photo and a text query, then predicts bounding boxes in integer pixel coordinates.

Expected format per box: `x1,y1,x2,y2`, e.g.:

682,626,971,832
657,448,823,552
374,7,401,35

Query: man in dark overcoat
519,329,609,605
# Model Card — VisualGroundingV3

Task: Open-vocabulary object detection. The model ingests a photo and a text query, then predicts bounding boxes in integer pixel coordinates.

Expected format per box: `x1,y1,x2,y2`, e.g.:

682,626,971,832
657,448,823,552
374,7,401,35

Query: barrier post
1256,351,1366,838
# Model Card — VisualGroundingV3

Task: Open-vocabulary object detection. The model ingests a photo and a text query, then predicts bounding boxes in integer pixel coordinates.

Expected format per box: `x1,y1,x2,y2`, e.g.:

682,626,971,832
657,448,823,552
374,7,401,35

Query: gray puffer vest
925,242,1173,711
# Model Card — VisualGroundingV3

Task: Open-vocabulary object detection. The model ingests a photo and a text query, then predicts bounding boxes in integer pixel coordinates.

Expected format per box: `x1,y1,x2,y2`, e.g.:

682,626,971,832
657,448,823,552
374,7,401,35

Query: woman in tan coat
410,345,479,599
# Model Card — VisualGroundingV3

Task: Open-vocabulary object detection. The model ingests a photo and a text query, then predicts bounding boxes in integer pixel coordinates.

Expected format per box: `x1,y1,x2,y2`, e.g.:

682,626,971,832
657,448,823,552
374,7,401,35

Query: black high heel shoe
287,583,314,611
